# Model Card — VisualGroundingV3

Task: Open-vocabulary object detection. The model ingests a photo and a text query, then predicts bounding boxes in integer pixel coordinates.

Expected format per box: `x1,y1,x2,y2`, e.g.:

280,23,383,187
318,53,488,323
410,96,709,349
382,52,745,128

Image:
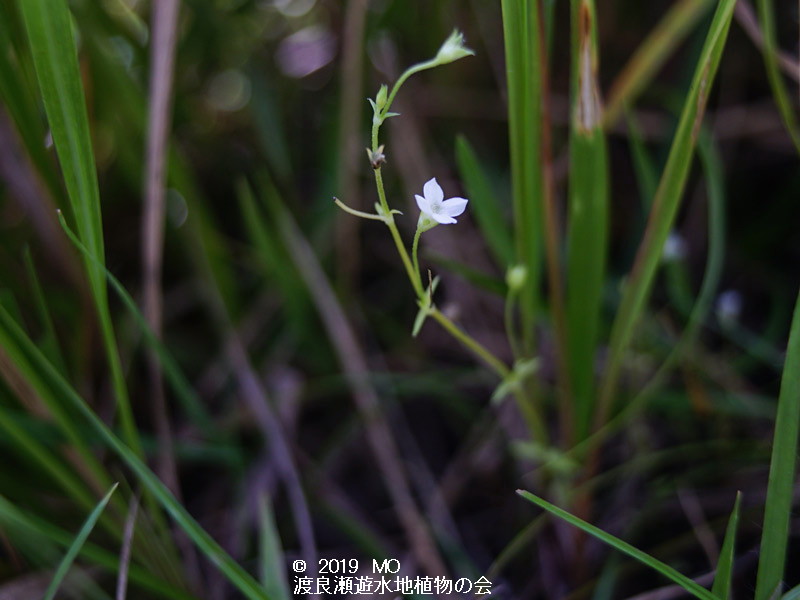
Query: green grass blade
566,0,609,441
755,0,800,154
455,136,514,267
16,0,141,457
56,212,217,439
238,180,311,339
0,495,196,600
711,492,740,599
0,303,269,600
754,289,800,600
595,0,737,427
258,494,291,600
501,0,544,349
0,405,96,513
43,483,118,600
22,247,68,375
603,0,715,128
517,490,718,600
783,584,800,600
625,110,660,208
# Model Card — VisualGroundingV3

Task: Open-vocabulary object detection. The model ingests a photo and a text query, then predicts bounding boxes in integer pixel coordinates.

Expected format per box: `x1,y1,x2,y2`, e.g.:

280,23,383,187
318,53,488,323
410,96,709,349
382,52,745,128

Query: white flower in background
662,231,687,262
415,178,468,227
716,289,742,323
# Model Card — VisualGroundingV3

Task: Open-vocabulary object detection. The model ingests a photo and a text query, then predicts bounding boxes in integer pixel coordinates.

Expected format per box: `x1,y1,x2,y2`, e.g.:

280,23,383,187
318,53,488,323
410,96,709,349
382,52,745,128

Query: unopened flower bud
434,30,475,66
374,84,388,112
506,265,527,291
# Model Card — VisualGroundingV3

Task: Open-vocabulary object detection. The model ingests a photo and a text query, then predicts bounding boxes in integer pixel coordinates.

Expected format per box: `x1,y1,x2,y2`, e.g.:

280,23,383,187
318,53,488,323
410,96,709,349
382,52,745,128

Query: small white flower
415,178,468,226
716,289,742,323
435,30,475,65
662,231,687,262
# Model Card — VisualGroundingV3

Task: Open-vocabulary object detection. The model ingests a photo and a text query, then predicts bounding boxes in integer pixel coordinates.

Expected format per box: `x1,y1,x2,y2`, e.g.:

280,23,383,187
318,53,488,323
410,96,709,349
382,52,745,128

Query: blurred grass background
0,0,798,598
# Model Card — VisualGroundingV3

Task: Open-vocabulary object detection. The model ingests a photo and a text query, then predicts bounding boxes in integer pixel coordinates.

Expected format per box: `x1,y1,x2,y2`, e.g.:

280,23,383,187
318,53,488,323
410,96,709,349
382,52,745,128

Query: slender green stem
505,290,523,360
373,169,423,296
334,198,386,221
429,308,509,379
411,227,423,283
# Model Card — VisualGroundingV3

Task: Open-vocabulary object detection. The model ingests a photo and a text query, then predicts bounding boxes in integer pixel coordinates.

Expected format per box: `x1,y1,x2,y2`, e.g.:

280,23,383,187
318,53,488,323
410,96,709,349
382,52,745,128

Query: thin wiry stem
334,0,369,288
142,0,179,489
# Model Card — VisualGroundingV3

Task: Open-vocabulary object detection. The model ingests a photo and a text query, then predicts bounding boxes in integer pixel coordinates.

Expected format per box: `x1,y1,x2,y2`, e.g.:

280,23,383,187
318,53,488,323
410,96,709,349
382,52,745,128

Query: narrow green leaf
517,490,718,600
595,0,737,426
0,303,269,600
754,289,800,600
56,212,217,439
603,0,715,128
566,0,609,440
23,247,67,375
755,0,800,154
455,136,514,267
17,0,141,457
501,0,544,349
711,492,740,599
43,484,118,600
0,496,195,600
783,584,800,600
258,494,291,600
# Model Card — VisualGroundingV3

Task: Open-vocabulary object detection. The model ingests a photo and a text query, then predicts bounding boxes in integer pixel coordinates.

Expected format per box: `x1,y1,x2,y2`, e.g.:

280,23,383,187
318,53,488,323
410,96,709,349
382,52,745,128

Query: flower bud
374,84,388,112
506,265,527,291
434,30,475,66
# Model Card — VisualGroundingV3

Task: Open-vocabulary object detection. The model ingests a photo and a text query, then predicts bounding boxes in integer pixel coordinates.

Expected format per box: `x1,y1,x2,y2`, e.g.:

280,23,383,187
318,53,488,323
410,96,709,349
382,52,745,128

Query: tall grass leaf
625,110,660,208
455,136,514,267
43,483,118,600
566,0,609,440
501,0,544,349
17,0,141,457
56,212,218,440
0,496,196,600
754,289,800,600
595,0,737,427
0,303,269,600
711,492,740,599
22,247,67,375
783,584,800,600
603,0,715,128
517,490,718,600
238,179,310,339
258,494,291,600
755,0,800,154
0,3,62,199
0,405,96,513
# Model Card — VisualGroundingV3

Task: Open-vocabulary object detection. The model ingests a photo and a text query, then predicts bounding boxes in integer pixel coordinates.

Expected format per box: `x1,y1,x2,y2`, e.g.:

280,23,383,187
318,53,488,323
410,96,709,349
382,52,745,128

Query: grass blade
603,0,715,128
455,136,514,267
0,301,269,600
711,492,740,599
517,490,718,600
258,494,290,600
755,0,800,154
501,0,544,350
0,496,195,600
566,0,609,441
43,483,118,600
595,0,737,427
754,289,800,600
17,0,141,457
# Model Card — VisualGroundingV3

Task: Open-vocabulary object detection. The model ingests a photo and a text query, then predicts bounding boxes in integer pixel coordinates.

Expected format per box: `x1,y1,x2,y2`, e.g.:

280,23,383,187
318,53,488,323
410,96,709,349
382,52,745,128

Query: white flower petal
422,178,443,204
415,194,430,215
441,197,468,218
431,212,457,225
